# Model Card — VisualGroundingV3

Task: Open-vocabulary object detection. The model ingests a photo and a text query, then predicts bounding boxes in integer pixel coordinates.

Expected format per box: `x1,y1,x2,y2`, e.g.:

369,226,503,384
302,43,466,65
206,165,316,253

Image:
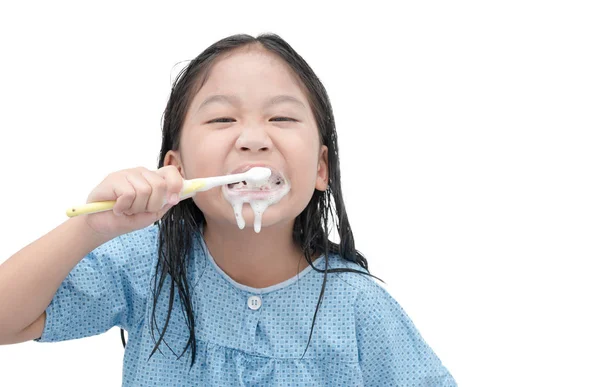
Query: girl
0,33,456,386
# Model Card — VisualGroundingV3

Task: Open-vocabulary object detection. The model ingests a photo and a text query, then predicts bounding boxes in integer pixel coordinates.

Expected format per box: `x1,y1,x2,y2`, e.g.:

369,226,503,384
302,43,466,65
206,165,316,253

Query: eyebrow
197,94,306,113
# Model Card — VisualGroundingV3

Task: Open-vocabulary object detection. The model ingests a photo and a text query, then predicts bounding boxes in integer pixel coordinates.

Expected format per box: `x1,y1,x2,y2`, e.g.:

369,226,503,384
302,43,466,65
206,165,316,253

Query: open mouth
226,171,286,192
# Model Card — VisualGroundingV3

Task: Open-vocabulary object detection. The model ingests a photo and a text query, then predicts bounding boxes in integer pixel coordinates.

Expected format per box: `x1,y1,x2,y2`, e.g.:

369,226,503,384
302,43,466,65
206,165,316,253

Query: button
247,295,262,310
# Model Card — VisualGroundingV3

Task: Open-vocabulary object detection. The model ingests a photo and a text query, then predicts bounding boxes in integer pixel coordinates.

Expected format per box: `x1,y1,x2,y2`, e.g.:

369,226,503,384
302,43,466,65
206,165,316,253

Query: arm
0,216,110,344
2,311,46,344
0,165,182,345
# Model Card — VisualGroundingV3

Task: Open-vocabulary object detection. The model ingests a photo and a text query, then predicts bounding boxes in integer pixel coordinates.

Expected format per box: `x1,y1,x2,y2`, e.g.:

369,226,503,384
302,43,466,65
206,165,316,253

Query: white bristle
244,167,272,184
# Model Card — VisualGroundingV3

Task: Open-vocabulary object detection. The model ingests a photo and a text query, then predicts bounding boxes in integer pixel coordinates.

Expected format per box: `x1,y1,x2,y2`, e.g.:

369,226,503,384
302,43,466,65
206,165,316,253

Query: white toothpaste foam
222,172,290,233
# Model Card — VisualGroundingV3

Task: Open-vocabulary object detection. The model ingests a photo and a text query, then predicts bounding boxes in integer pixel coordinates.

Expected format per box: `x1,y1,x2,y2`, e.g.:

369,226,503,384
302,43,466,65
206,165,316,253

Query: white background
0,1,598,386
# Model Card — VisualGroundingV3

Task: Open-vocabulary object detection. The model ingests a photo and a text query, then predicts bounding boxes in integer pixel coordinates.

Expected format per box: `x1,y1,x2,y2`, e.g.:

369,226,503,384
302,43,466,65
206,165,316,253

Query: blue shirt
34,224,456,386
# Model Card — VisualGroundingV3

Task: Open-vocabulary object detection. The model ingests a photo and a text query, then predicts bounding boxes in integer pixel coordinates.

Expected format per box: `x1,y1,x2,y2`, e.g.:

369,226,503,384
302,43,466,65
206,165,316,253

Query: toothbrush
66,167,272,217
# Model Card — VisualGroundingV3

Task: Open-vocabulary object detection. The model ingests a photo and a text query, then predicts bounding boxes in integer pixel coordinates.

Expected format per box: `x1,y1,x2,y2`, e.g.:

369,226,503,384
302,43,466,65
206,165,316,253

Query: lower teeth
230,184,275,191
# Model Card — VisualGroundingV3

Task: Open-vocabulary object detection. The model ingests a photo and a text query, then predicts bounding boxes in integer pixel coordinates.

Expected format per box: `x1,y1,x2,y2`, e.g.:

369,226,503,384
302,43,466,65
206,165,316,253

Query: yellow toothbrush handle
181,179,207,197
66,178,208,218
66,201,116,217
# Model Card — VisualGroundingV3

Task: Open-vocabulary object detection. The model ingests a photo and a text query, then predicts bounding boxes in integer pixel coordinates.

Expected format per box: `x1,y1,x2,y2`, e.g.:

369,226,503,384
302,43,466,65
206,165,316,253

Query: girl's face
166,46,328,232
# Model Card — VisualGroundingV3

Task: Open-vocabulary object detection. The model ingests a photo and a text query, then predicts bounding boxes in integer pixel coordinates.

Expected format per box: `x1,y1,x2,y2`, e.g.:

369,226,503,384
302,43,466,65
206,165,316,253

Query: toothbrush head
243,167,272,184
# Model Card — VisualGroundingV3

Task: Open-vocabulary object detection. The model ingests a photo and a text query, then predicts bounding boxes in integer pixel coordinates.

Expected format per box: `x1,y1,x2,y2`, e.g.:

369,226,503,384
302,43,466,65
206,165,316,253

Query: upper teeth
228,174,284,190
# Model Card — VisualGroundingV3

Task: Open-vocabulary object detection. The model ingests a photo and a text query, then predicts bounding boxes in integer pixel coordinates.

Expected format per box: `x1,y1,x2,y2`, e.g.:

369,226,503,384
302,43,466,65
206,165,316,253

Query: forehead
196,47,307,101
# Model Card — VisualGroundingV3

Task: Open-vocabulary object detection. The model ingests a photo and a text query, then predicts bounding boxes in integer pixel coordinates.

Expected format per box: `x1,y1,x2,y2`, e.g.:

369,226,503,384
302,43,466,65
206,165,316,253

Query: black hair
119,33,384,370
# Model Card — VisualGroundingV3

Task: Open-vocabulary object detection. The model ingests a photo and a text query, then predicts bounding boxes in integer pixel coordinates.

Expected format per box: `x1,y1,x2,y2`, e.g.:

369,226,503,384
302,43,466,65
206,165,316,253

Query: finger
124,173,152,215
121,202,173,225
112,177,136,216
156,166,184,203
141,170,168,213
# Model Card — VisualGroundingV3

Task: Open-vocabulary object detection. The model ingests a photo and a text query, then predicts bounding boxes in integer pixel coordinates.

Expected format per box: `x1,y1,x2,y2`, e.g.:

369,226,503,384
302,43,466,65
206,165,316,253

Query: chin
233,204,294,232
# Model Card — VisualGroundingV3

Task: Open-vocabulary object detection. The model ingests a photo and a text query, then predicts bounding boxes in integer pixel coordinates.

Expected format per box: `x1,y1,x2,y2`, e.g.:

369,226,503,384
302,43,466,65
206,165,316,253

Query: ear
163,150,186,178
315,145,329,191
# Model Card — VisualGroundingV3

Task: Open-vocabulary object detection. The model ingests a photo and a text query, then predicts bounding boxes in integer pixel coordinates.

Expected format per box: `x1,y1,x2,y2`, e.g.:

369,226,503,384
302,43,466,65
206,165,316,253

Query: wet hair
119,33,384,370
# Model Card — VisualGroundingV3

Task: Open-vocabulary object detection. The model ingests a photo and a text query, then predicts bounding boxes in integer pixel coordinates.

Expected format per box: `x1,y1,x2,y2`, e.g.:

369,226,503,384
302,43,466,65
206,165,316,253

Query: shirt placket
238,291,263,353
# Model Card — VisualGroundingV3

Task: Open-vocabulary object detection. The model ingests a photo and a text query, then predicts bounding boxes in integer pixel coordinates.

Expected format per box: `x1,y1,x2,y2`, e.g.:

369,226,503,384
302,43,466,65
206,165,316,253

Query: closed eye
207,117,298,123
208,117,235,123
271,117,297,122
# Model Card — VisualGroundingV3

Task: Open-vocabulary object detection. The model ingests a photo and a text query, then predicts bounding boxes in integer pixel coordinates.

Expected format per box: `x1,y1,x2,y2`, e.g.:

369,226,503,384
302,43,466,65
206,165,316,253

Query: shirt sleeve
355,281,457,386
33,228,155,343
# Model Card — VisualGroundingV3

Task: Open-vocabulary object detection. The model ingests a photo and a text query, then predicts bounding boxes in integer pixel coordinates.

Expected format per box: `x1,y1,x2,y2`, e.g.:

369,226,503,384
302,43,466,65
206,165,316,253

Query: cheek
284,141,320,186
181,136,228,178
292,159,319,197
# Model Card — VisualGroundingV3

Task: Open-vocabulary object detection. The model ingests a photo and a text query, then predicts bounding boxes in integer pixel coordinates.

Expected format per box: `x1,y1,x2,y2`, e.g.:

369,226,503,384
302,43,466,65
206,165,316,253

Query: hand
82,166,183,239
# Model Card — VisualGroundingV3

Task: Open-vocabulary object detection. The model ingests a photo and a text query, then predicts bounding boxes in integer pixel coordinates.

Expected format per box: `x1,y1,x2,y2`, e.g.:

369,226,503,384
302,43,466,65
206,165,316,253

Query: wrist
67,215,114,247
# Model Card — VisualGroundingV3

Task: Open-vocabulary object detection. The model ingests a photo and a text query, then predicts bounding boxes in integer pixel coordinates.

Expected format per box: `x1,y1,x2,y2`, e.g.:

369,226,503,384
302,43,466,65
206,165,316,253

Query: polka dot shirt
34,224,456,386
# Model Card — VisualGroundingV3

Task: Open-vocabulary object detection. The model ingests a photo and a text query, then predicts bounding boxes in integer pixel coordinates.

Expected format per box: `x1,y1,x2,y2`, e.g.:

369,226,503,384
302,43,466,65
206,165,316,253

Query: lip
229,163,281,176
228,163,287,184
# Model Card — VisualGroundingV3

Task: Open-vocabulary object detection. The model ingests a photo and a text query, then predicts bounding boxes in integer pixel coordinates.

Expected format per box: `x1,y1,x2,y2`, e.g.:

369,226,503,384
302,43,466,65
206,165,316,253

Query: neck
202,218,313,289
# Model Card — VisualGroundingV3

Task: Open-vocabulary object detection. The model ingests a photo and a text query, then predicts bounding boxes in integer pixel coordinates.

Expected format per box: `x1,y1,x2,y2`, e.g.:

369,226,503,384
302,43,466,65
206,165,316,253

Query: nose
235,125,273,153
